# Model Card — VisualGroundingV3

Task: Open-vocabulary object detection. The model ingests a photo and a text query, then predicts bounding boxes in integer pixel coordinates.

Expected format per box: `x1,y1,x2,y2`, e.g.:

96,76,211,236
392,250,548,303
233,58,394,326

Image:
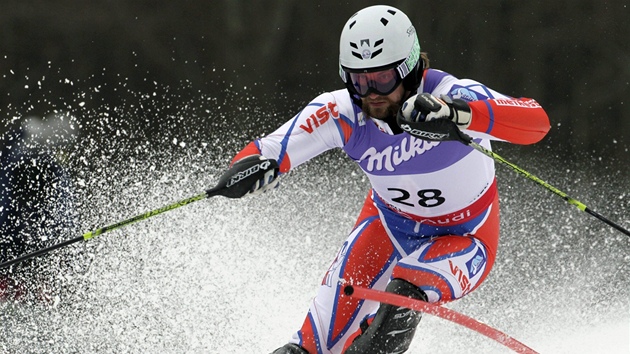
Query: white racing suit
232,68,550,353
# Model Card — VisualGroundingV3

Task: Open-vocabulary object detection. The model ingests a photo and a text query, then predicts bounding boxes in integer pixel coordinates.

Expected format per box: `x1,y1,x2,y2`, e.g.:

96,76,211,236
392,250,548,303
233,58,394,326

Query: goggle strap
339,65,348,83
396,61,410,80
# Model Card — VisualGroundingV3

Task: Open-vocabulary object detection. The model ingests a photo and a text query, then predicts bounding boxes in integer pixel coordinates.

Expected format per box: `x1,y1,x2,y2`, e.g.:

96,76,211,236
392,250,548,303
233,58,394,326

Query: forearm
467,97,550,144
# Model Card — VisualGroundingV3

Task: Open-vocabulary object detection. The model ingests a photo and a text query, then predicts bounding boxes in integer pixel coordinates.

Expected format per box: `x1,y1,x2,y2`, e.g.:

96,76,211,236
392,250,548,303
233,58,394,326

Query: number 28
388,188,445,208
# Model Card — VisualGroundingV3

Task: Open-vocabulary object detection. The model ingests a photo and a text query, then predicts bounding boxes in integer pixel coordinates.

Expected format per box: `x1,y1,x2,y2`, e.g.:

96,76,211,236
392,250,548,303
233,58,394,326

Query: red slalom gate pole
344,285,538,354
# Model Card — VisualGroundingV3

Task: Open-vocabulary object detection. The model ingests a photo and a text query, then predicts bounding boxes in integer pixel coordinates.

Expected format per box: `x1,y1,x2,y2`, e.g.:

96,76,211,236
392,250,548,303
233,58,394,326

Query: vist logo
449,260,472,295
299,102,340,133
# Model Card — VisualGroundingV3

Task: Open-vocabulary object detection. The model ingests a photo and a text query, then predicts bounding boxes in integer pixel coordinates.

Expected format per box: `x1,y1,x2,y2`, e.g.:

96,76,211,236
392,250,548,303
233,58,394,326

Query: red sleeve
230,141,292,173
467,97,550,145
230,141,261,165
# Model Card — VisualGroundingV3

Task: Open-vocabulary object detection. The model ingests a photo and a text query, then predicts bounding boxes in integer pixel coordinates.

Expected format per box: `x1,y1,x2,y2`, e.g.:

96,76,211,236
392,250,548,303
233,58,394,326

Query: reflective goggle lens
348,68,401,97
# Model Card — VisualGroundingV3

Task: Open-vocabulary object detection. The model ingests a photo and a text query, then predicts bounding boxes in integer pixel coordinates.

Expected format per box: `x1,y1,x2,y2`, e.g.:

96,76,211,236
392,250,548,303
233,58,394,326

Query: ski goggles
346,68,403,97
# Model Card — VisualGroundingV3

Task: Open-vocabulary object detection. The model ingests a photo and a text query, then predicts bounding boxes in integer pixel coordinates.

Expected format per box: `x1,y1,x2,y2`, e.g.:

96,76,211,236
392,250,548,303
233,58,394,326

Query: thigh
392,202,499,304
293,194,400,353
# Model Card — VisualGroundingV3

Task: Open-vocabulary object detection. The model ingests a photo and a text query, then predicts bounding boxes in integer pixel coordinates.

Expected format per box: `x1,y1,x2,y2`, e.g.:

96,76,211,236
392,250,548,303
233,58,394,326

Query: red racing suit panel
421,69,550,144
468,97,550,144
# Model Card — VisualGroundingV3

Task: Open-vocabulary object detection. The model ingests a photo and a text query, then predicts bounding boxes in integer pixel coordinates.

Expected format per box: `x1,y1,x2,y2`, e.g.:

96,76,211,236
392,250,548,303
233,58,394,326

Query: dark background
0,2,628,342
0,0,628,163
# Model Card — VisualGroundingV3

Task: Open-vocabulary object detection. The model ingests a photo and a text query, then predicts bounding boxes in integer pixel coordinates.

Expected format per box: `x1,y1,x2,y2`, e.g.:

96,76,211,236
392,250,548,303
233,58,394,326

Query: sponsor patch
450,87,479,102
465,248,486,277
493,98,541,108
299,102,340,133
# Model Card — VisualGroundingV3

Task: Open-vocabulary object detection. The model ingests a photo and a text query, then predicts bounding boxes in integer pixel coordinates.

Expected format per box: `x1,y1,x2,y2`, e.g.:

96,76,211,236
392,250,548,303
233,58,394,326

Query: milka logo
360,137,439,172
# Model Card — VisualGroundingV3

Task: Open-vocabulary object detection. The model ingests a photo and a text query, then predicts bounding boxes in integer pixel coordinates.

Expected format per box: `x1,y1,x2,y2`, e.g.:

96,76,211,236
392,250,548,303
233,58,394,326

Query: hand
396,93,473,142
399,93,471,129
231,155,280,196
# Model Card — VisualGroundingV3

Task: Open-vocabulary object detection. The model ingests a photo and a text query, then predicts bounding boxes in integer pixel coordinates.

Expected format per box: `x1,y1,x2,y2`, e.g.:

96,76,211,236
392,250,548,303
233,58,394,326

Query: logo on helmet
350,38,384,60
403,36,420,74
406,25,415,37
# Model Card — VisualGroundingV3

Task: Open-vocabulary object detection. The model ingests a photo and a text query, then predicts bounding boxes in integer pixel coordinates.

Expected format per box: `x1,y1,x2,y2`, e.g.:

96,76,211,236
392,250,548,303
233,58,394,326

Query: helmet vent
349,20,356,29
380,18,389,26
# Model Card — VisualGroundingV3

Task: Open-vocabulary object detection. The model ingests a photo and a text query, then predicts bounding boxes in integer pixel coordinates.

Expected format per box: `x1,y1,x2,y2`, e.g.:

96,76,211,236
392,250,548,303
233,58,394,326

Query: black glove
400,93,471,127
242,155,280,196
396,93,472,142
215,155,279,198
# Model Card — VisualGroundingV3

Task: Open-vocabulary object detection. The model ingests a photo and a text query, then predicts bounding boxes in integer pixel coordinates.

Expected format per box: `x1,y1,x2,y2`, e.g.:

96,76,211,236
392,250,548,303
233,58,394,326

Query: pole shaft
83,192,208,240
0,191,211,269
468,141,630,237
346,285,539,354
0,236,83,269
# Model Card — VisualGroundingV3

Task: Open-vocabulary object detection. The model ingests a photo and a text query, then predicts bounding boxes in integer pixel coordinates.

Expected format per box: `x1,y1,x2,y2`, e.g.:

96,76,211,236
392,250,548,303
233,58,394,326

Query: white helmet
339,5,422,98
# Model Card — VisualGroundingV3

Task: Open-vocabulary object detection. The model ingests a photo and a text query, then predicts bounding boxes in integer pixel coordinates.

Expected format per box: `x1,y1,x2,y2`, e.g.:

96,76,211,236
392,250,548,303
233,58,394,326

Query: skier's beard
361,97,402,122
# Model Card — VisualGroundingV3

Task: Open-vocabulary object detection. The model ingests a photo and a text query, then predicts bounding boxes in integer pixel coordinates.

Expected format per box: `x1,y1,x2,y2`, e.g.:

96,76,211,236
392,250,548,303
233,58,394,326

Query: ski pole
344,285,538,354
0,157,279,269
463,136,630,237
397,113,629,237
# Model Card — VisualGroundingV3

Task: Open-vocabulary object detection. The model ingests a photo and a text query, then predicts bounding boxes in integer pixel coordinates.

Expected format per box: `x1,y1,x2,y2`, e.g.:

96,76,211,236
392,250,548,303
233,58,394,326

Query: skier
225,5,550,353
0,117,76,303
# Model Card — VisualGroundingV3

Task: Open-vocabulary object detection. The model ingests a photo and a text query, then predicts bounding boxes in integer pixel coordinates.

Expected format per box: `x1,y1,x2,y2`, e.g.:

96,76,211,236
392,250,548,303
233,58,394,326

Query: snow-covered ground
1,79,628,353
1,148,628,354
